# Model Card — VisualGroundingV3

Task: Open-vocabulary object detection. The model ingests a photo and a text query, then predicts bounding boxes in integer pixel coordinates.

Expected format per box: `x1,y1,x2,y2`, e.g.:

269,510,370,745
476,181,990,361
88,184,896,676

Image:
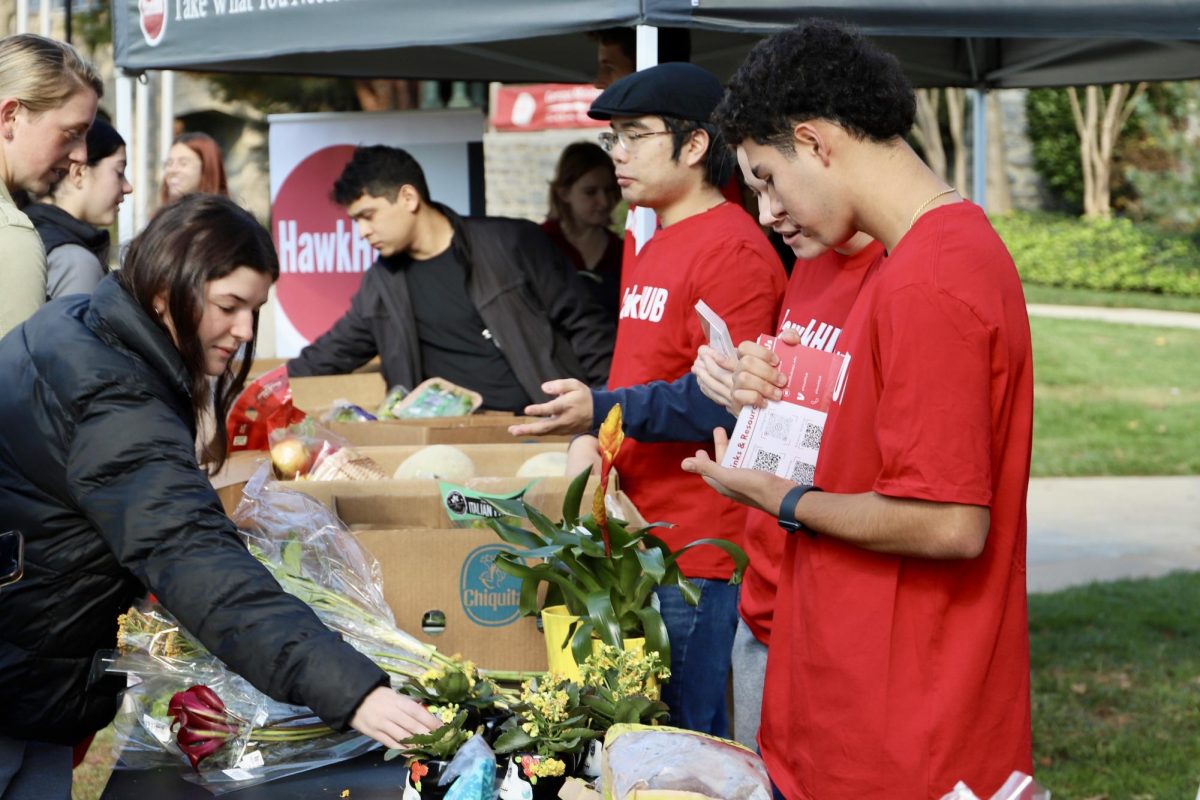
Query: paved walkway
1027,303,1200,330
1027,476,1200,593
1024,304,1200,593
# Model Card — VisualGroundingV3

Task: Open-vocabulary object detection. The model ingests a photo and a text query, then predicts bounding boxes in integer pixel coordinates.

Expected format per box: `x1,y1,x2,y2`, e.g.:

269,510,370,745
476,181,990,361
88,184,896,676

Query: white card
695,300,738,361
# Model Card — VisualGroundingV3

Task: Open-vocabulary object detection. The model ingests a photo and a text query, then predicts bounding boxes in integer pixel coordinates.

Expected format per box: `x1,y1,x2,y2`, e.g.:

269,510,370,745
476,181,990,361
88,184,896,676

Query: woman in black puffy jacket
0,194,436,799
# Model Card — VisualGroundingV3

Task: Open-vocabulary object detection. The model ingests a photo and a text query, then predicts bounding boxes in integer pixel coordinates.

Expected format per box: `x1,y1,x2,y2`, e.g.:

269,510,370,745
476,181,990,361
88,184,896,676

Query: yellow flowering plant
488,404,749,667
578,644,670,728
492,674,598,772
395,656,504,714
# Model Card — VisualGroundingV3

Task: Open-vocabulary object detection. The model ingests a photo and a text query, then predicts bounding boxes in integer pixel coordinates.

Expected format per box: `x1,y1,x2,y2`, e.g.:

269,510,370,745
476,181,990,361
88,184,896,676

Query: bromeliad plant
488,404,749,667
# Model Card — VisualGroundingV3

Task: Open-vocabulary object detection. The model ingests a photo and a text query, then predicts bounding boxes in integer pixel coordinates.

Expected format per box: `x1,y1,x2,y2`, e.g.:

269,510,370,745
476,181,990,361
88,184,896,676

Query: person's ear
0,98,21,141
69,161,88,189
399,184,422,213
793,121,832,167
682,127,710,169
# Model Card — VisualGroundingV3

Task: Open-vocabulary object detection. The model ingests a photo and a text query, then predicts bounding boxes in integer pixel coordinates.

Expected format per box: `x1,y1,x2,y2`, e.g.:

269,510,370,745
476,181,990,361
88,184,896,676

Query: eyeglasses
598,129,674,153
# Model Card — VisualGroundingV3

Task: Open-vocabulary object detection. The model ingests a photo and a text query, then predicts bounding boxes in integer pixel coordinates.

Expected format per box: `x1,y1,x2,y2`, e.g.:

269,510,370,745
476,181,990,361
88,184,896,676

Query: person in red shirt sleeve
684,19,1035,799
551,62,787,737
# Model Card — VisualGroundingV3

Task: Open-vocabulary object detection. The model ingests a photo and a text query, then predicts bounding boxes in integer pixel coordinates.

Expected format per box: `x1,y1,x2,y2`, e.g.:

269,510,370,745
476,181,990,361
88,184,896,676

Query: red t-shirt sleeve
871,283,994,507
686,240,785,352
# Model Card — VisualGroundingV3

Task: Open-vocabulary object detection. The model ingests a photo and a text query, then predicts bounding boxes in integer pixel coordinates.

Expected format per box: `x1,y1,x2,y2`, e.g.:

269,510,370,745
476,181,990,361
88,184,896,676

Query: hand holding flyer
720,334,850,484
695,300,739,362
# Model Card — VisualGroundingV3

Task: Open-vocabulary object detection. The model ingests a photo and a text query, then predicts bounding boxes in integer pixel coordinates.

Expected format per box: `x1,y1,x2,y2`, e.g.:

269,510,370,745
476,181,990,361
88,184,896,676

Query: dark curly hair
331,145,431,206
715,18,915,148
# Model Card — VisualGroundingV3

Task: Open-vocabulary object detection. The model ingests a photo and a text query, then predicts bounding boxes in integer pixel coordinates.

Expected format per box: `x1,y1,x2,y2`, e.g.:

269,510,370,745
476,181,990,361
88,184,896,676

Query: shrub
991,212,1200,297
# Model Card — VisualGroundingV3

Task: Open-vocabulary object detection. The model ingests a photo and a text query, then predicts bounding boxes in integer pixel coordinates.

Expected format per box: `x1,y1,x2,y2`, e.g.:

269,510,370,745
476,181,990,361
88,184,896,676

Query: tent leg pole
135,75,151,232
16,0,29,33
159,71,175,204
971,88,988,212
636,25,659,70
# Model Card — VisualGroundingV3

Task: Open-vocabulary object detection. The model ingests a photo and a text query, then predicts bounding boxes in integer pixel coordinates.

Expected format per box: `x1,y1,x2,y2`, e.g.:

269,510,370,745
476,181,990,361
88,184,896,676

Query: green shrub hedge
991,212,1200,297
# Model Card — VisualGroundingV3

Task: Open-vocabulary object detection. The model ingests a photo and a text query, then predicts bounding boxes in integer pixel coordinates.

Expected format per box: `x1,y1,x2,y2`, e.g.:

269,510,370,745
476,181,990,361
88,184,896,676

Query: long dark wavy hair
116,194,279,472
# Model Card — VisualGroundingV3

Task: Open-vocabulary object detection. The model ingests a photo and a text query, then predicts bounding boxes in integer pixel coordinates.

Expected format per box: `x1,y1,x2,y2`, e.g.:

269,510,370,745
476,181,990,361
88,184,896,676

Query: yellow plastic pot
541,605,651,682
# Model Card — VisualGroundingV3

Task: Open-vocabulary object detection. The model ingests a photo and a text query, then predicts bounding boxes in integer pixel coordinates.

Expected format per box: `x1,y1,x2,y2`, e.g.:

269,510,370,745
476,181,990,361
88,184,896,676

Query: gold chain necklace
908,188,957,231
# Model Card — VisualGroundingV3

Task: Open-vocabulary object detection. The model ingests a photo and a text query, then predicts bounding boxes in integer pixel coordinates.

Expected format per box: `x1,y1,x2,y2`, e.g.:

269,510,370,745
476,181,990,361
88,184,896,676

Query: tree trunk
912,89,948,181
986,92,1014,214
1067,82,1147,218
945,88,968,195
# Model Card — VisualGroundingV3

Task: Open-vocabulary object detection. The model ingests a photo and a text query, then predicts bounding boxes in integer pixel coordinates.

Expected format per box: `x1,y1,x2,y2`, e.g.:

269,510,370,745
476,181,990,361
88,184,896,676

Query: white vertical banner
266,109,484,358
133,76,151,231
115,73,135,247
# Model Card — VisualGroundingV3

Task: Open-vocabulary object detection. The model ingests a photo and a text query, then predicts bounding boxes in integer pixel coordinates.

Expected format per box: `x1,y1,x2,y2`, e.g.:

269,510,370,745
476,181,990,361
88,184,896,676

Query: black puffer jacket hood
0,275,386,745
24,202,111,266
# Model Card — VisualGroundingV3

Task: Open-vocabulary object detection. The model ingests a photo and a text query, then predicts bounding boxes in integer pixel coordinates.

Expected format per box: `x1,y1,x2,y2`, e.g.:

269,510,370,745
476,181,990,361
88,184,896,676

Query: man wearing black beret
529,63,787,738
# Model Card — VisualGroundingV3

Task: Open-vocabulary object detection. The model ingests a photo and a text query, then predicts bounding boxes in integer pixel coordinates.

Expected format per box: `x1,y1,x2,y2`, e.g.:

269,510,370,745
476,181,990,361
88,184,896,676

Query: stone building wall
483,128,608,222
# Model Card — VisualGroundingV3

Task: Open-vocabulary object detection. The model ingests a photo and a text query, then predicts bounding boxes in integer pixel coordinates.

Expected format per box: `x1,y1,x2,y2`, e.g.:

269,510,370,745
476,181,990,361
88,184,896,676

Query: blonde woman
0,33,101,339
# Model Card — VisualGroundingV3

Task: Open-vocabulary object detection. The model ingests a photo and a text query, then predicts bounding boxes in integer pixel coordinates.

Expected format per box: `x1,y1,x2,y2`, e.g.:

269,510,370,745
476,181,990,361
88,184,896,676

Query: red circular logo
272,145,377,343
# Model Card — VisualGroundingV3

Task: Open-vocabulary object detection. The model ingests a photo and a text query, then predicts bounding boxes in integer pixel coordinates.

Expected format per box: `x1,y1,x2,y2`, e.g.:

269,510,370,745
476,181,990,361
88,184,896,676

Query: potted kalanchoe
384,707,473,800
488,404,749,669
492,674,598,797
578,643,670,730
395,656,510,739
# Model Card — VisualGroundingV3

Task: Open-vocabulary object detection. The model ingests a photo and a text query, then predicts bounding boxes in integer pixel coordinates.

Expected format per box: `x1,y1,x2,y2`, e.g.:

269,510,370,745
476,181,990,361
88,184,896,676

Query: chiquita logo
139,0,167,46
459,545,523,627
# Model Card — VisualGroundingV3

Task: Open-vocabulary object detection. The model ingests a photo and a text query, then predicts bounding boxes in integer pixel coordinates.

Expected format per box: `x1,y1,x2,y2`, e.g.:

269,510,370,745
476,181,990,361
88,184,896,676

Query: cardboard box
289,372,389,415
326,414,568,446
288,475,597,530
358,442,566,478
354,526,547,672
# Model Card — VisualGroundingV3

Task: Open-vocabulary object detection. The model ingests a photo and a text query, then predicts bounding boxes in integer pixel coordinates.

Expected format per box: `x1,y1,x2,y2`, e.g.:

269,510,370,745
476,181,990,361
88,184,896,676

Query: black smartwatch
778,484,823,536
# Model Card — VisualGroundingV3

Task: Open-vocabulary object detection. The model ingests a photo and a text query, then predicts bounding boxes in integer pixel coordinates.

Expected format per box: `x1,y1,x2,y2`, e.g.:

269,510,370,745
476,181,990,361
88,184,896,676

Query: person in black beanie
26,116,131,299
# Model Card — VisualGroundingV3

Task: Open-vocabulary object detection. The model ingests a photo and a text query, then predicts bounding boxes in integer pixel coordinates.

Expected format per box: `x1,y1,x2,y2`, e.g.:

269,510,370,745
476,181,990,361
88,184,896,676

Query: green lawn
1024,284,1200,314
1030,572,1200,798
1030,317,1200,476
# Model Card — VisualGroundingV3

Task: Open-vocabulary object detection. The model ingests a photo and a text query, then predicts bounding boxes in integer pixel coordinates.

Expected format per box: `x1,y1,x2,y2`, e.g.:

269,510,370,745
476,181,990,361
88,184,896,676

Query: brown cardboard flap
359,442,568,477
327,416,569,446
290,373,389,414
355,527,547,672
286,475,601,530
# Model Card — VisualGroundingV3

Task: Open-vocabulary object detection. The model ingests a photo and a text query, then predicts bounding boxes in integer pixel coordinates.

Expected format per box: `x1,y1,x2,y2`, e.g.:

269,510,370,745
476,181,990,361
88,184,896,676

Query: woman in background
159,131,228,204
541,141,622,318
0,33,100,338
27,117,131,299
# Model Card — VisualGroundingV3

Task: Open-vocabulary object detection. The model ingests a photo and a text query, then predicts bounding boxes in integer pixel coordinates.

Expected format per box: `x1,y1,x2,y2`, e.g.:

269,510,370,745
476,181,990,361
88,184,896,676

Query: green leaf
634,606,671,665
563,466,593,525
634,548,666,583
492,727,535,754
585,592,622,650
487,495,531,519
488,519,545,550
493,558,589,607
282,539,303,576
571,620,595,667
667,537,750,583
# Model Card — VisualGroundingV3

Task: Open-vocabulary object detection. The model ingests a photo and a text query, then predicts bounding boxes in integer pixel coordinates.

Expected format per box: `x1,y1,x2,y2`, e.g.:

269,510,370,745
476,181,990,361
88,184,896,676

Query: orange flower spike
593,404,624,557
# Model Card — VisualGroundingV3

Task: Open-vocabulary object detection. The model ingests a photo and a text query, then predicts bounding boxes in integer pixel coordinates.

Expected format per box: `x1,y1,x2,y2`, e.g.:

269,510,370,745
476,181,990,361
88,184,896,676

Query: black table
100,749,410,799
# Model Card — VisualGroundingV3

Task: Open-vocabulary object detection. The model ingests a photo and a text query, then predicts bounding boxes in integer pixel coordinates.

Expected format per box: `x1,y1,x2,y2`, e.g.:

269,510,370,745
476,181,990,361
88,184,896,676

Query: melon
393,445,476,482
516,451,570,478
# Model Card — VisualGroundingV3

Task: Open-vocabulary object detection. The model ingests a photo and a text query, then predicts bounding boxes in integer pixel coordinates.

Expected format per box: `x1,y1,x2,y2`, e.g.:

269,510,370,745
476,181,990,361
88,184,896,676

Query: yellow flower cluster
430,703,462,725
580,644,669,701
530,757,565,778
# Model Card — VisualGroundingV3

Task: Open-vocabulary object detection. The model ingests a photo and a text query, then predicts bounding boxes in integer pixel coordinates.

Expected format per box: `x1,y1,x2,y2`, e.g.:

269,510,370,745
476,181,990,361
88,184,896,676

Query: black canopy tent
113,1,1200,87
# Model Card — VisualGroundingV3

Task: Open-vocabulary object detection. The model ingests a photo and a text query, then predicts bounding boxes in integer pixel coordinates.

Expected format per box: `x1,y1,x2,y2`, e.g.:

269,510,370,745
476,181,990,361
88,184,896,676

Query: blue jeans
0,737,72,800
654,579,740,738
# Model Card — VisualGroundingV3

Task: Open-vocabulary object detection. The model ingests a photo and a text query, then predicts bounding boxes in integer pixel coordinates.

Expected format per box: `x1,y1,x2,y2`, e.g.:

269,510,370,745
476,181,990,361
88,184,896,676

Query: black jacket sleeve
591,373,735,442
287,275,380,378
67,388,387,730
519,225,614,386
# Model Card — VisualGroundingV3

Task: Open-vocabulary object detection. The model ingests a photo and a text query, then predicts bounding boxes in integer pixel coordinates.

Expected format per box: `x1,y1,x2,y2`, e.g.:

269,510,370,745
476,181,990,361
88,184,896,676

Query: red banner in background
491,84,608,131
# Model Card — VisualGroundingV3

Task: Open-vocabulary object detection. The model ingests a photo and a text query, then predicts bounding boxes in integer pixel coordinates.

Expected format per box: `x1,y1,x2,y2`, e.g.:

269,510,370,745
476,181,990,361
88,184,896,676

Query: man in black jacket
287,145,614,409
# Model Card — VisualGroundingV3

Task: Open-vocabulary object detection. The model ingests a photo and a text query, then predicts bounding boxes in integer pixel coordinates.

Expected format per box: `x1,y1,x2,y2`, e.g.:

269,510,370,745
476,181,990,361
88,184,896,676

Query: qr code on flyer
751,450,783,473
801,422,823,450
789,460,816,485
762,413,794,444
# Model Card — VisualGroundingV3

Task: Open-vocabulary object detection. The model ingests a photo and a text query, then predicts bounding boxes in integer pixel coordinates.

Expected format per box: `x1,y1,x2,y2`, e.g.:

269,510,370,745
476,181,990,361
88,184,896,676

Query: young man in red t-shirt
685,19,1035,799
564,62,786,737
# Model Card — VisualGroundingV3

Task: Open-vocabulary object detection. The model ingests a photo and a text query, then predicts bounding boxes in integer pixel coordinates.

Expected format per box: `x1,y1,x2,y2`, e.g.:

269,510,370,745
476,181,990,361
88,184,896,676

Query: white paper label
142,714,171,744
253,708,269,727
237,748,265,769
223,768,256,780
